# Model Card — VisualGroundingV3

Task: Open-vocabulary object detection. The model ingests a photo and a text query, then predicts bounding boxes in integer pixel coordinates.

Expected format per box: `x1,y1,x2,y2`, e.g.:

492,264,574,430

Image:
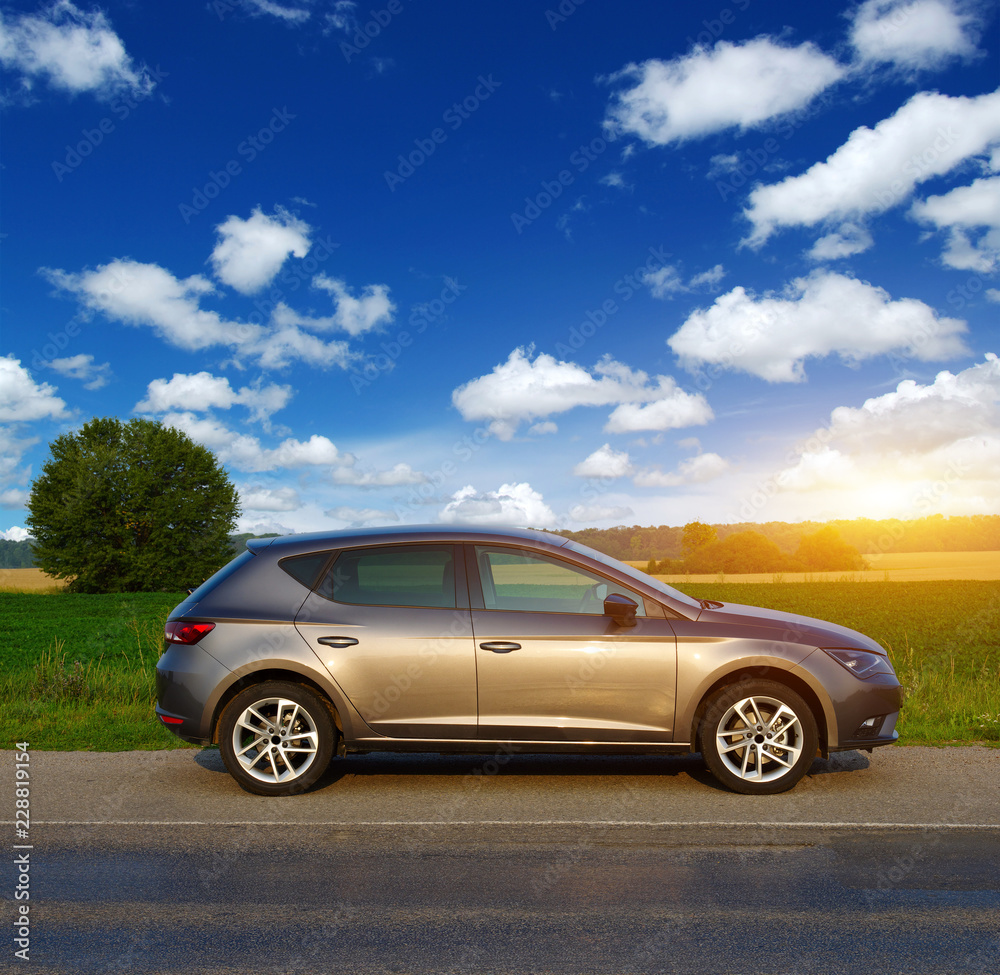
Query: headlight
823,647,895,679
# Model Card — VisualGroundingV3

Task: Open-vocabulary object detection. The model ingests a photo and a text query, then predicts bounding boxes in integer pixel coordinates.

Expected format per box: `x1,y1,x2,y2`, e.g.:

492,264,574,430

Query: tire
700,680,818,795
219,681,336,796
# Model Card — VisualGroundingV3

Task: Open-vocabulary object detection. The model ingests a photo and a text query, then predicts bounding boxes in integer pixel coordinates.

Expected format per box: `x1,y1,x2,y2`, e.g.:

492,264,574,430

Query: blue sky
1,0,998,541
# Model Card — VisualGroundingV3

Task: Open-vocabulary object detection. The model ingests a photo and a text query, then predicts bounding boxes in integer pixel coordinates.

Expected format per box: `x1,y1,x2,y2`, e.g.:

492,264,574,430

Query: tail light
165,621,216,645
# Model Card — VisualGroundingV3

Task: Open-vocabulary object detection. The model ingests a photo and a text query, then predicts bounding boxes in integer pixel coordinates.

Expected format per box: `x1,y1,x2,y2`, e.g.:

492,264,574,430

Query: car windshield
559,537,702,612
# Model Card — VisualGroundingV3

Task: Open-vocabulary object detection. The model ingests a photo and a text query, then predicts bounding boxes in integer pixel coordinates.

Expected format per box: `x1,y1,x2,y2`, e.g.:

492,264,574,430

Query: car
155,525,901,796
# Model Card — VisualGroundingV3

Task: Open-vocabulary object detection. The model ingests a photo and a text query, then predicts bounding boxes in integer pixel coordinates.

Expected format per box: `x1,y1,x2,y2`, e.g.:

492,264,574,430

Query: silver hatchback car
156,526,901,796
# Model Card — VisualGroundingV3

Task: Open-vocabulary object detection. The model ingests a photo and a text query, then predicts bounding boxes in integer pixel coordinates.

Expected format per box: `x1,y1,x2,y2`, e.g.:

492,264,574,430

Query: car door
469,544,677,742
294,542,477,739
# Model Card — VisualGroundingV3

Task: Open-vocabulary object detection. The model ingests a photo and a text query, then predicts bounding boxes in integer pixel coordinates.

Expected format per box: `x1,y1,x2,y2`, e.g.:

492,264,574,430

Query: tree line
560,514,1000,564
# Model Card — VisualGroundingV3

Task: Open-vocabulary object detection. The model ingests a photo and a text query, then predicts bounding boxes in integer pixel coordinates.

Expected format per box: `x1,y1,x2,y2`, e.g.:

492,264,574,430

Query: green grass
1,581,997,750
0,591,195,750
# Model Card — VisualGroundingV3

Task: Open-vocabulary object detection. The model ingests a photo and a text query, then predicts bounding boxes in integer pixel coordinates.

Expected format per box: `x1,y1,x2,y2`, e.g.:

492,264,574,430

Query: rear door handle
317,636,359,648
480,641,520,653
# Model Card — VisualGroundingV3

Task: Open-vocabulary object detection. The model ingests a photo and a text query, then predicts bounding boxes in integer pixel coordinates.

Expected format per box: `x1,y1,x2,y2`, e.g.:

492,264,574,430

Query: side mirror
604,592,637,627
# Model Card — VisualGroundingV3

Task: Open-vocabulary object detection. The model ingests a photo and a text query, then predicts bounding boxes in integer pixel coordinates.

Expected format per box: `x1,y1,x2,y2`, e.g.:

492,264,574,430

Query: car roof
246,524,574,557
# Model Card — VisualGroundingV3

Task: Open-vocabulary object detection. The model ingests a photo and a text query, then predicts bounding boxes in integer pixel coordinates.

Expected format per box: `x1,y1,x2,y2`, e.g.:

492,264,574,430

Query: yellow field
632,550,1000,584
0,568,67,592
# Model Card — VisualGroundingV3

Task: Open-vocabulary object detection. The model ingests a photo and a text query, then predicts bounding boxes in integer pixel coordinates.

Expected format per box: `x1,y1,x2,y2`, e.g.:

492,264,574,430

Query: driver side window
474,547,645,616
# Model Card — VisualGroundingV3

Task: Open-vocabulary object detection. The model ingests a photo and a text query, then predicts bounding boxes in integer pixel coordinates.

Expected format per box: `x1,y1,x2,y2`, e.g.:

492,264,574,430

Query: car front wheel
219,681,336,796
700,680,818,795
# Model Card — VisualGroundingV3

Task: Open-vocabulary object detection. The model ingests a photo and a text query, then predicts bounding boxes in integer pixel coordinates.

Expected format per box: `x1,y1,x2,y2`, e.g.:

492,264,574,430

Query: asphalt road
2,746,999,974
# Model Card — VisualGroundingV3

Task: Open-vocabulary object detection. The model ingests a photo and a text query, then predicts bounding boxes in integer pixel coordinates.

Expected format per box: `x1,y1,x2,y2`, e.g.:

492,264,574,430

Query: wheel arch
690,666,830,758
210,668,344,745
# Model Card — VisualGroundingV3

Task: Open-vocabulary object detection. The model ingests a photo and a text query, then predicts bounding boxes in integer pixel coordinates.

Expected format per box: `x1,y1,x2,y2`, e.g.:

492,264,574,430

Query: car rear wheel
700,680,818,795
219,681,336,796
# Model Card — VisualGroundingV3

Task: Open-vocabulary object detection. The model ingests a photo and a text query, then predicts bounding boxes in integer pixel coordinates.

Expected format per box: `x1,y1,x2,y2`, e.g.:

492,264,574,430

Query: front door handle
317,636,359,648
480,641,520,653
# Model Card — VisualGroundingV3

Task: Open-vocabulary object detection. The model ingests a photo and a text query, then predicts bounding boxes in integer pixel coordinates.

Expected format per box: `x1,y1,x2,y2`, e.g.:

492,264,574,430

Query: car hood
694,601,886,654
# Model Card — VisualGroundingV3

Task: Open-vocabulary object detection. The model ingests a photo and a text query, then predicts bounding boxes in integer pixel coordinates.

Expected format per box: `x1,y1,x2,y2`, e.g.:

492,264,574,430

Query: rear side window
182,549,257,603
315,544,457,608
279,552,334,590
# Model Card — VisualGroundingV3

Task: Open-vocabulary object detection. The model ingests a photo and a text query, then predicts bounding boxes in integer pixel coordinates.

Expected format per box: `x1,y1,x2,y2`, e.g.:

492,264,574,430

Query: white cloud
644,263,727,298
162,411,350,472
849,0,982,69
688,265,727,289
668,271,969,382
910,175,1000,271
568,504,634,523
643,265,685,298
0,356,68,422
600,172,628,189
743,89,1000,246
312,275,395,336
807,223,874,260
331,463,427,487
325,1,359,32
439,483,558,528
634,452,729,488
136,372,292,422
44,258,357,371
604,385,714,433
45,260,245,350
240,485,301,511
528,421,558,435
605,38,843,145
246,0,312,24
573,444,634,479
707,153,741,178
775,354,1000,504
1,526,31,540
0,1,154,101
0,358,68,503
44,353,111,390
452,347,712,439
210,208,312,295
327,505,399,526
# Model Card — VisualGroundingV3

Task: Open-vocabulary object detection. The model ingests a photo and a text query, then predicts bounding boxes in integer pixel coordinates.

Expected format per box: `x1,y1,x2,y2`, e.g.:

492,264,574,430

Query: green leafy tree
794,526,866,571
681,521,717,559
26,417,240,593
686,531,791,574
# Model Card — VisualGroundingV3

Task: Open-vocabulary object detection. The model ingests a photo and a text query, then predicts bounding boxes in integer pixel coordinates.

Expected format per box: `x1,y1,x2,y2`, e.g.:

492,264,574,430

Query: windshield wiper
699,598,724,610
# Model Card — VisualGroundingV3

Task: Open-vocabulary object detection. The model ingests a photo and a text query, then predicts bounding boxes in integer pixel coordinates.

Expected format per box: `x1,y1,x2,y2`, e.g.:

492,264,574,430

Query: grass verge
1,581,997,750
0,591,195,750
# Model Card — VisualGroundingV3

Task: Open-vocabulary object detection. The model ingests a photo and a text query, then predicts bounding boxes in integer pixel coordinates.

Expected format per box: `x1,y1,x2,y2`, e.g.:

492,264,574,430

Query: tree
794,526,866,571
681,521,717,559
26,417,241,593
686,531,791,574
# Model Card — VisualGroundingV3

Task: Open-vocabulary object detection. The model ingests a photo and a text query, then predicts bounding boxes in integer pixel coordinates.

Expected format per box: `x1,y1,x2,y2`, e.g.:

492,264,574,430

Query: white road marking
10,819,1000,829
